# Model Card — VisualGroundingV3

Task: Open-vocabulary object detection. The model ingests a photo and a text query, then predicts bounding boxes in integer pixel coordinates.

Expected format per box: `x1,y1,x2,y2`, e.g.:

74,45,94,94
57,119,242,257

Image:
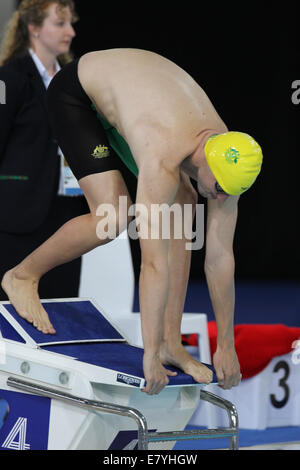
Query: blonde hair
0,0,79,66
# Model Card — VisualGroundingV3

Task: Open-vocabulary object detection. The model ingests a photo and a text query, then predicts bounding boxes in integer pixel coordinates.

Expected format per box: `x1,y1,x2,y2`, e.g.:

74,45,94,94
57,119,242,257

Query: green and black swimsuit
47,58,138,181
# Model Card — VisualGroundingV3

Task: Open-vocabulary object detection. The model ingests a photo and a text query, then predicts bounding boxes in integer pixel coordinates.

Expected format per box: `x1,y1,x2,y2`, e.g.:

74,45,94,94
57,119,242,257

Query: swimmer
1,49,263,395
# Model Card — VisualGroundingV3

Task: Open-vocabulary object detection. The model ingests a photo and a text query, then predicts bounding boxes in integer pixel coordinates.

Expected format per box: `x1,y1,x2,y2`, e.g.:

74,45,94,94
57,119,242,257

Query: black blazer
0,55,60,234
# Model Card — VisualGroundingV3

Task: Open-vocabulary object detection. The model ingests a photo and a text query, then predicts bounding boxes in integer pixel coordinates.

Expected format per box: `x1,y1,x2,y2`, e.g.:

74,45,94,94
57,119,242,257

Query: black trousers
0,195,89,300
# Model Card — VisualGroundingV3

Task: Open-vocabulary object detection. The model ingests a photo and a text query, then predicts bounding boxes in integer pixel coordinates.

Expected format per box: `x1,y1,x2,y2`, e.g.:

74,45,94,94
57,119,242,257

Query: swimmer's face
197,165,229,202
29,3,76,57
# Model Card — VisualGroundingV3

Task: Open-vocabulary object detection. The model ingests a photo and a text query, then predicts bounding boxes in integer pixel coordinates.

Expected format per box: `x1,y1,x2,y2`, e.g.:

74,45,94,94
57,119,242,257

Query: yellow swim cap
204,132,263,196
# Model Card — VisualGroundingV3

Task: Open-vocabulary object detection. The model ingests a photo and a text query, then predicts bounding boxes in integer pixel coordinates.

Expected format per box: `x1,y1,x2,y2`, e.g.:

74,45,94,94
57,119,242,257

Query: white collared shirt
28,48,61,89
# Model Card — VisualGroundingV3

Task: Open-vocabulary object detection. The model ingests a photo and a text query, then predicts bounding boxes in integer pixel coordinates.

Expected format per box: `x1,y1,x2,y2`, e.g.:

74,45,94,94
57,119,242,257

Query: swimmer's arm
204,195,241,388
205,195,239,345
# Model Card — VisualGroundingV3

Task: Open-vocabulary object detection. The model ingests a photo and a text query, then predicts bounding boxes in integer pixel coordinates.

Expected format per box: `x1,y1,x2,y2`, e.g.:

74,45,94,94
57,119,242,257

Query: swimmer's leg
159,172,213,384
1,171,132,334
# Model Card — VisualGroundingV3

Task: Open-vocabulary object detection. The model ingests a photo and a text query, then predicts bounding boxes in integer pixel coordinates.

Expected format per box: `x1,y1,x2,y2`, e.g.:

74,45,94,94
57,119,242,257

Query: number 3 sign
191,351,300,430
267,353,300,428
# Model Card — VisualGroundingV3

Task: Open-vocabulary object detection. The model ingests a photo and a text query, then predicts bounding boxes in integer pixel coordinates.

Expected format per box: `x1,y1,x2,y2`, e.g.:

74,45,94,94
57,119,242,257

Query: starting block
0,298,238,450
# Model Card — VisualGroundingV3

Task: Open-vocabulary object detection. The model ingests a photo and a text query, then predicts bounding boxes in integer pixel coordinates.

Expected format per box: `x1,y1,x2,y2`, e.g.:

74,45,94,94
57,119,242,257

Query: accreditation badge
58,149,83,196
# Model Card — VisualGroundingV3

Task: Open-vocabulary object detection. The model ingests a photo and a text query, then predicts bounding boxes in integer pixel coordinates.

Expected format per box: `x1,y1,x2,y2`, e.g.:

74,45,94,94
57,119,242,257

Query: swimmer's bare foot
159,341,213,384
1,269,56,335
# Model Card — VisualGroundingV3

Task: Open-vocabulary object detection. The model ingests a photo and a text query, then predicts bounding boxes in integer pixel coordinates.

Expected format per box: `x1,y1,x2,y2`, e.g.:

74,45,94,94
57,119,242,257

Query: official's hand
141,352,177,395
213,345,241,389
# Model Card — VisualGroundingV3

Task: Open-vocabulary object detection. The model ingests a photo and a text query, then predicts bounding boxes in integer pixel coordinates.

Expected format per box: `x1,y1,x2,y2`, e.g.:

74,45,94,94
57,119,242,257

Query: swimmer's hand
141,352,177,395
213,344,241,389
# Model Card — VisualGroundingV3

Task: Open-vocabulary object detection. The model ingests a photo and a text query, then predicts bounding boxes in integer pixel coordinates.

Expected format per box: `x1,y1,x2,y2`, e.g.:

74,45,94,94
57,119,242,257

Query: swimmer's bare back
78,49,227,167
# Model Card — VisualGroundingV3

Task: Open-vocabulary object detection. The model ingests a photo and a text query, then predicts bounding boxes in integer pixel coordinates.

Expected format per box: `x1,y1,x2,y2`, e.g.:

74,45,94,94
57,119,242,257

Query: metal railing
7,376,238,450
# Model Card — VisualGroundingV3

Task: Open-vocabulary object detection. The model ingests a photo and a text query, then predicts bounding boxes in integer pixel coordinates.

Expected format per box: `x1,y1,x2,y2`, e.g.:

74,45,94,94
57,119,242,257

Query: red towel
182,322,300,379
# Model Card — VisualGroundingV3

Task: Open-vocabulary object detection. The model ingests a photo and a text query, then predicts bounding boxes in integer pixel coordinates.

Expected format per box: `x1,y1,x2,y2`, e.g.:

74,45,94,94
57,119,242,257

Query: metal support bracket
7,376,239,450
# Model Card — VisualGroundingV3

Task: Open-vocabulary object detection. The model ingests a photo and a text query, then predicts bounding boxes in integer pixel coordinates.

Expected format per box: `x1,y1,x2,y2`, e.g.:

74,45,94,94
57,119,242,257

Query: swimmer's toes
39,314,56,335
191,365,213,384
204,371,213,384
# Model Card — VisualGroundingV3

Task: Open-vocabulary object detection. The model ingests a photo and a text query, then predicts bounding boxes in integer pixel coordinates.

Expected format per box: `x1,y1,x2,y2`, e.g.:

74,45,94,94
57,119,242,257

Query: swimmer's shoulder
78,48,173,72
77,49,132,85
78,48,163,94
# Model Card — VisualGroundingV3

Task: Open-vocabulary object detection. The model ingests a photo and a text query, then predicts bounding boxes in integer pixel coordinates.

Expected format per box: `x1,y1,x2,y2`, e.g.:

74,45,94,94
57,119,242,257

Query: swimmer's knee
112,197,133,235
116,209,132,236
90,201,132,243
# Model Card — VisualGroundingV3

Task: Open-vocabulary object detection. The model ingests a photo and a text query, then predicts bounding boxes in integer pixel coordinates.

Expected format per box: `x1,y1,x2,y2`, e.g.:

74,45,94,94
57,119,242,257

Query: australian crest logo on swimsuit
92,145,110,158
225,147,240,164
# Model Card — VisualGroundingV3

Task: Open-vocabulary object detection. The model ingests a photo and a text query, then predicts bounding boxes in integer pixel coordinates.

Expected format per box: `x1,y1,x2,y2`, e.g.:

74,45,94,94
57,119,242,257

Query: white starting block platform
0,298,238,450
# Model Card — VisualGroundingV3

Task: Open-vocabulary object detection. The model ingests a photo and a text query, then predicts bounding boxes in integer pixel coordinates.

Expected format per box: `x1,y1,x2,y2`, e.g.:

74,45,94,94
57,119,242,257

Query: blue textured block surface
43,342,218,386
3,301,124,344
1,299,217,386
